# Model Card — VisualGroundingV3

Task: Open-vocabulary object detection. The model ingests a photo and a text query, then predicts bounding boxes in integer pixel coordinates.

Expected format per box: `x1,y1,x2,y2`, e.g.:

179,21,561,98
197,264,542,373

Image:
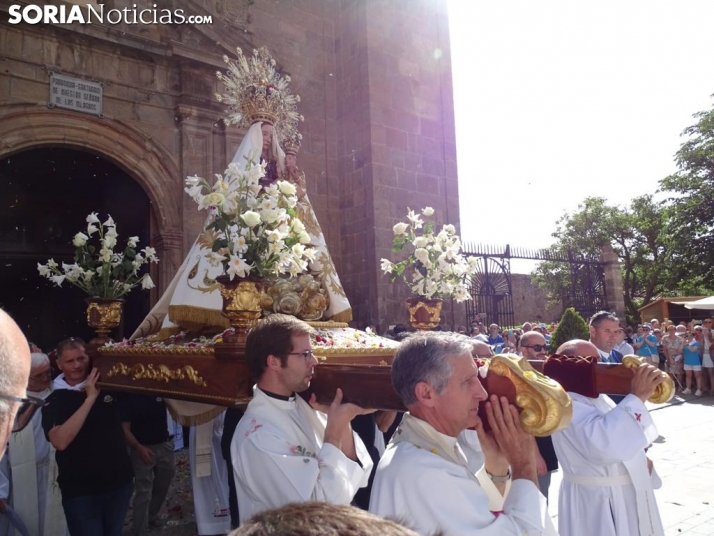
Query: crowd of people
0,305,693,536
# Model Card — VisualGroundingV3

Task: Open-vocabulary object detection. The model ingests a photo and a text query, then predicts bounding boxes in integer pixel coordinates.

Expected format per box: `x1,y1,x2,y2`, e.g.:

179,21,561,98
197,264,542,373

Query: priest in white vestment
369,332,553,536
0,353,66,536
551,340,665,536
231,315,373,524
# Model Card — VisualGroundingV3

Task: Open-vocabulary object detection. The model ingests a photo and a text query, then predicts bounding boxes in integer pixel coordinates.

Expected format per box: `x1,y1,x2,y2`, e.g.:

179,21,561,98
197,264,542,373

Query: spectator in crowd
392,324,409,342
41,337,133,535
1,352,66,536
650,319,660,331
654,329,666,371
634,324,659,367
229,502,421,536
588,311,623,364
614,327,634,356
519,331,558,502
682,329,703,396
624,326,634,345
0,310,31,460
486,324,504,352
231,315,373,524
370,332,551,535
120,394,175,535
662,324,685,391
521,322,533,333
700,321,714,395
551,339,664,536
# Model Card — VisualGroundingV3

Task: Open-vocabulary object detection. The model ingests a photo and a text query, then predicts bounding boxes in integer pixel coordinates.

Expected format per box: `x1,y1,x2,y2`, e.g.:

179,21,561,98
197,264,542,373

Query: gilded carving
621,355,674,404
488,354,572,437
106,362,208,387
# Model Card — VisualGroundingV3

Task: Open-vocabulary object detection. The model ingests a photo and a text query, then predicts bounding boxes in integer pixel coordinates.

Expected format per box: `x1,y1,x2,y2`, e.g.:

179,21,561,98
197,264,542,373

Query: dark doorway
0,147,151,351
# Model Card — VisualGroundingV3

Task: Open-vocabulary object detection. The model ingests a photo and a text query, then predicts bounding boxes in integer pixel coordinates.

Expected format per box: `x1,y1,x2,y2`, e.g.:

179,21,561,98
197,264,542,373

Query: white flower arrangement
37,213,158,298
380,207,476,302
185,153,314,280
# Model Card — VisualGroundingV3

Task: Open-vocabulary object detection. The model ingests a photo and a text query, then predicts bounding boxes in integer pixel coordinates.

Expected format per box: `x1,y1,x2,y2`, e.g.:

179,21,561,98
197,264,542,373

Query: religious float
40,46,674,435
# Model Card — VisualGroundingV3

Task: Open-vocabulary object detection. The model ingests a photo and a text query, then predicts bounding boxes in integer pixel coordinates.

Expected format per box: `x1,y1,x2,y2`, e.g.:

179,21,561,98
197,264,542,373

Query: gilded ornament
86,299,124,335
405,297,443,331
106,363,208,387
621,355,674,404
488,354,572,436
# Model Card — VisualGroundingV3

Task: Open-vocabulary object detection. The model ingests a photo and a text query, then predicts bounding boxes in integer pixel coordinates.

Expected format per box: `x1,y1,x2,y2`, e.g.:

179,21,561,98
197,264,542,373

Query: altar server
552,339,665,536
231,315,373,523
369,332,552,535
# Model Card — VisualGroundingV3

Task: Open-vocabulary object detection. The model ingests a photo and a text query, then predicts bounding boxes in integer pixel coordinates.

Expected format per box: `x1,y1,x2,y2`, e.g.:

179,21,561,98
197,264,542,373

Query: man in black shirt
41,338,133,536
120,394,175,535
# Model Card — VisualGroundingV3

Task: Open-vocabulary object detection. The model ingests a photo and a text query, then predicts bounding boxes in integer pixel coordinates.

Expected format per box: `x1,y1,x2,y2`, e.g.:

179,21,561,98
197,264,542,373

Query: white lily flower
87,223,99,236
37,263,51,277
140,274,155,290
127,236,139,248
103,215,115,228
86,212,100,224
73,232,89,247
422,207,435,216
50,274,66,287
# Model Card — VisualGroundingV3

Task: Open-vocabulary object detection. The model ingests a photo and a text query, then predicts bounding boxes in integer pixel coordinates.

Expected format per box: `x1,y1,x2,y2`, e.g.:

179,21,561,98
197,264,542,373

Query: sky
449,1,714,272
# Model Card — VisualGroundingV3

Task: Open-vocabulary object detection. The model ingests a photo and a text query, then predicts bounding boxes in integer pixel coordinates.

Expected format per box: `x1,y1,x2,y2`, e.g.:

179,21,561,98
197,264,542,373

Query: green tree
660,98,714,282
550,307,590,352
532,195,676,322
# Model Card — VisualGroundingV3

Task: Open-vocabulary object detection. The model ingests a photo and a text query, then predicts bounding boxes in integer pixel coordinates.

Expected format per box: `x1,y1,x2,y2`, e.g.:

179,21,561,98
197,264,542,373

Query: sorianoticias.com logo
8,4,213,25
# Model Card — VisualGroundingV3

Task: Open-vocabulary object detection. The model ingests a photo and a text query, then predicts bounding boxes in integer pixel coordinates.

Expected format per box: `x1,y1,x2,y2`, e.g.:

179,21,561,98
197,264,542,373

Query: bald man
0,310,31,458
552,339,664,536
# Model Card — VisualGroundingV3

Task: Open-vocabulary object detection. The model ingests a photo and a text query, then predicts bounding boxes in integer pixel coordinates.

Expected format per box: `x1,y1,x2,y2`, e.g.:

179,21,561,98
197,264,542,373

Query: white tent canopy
684,296,714,310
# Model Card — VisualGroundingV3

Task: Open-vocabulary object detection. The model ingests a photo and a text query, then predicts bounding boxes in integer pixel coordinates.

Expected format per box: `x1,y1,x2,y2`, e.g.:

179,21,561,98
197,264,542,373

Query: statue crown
215,46,303,144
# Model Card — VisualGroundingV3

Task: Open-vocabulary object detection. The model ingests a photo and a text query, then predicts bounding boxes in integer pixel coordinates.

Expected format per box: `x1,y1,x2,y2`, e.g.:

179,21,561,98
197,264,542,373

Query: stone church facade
0,0,460,331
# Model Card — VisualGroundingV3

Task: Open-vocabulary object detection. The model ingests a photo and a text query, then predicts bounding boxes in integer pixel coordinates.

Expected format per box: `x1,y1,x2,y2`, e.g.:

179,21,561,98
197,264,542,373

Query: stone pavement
546,392,714,535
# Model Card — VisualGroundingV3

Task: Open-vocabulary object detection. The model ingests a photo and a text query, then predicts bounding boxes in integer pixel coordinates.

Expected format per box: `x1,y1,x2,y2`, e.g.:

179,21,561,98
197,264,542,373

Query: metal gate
462,244,606,327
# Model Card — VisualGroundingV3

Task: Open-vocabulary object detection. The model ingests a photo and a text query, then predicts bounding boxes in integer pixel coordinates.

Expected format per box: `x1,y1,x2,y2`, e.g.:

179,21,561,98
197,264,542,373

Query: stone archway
0,104,184,289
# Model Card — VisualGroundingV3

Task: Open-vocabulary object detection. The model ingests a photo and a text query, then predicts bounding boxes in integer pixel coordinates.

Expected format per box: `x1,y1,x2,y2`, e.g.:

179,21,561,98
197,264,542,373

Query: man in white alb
552,339,665,536
369,332,551,535
231,314,373,523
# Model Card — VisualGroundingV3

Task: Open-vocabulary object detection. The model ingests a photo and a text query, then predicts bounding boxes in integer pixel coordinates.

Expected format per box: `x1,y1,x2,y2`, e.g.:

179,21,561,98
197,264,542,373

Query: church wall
0,0,459,330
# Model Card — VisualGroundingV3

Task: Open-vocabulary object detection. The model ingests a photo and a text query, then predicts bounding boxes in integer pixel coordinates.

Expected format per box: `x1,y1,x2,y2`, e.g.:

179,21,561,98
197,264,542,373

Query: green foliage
550,308,590,352
531,195,688,320
659,99,714,282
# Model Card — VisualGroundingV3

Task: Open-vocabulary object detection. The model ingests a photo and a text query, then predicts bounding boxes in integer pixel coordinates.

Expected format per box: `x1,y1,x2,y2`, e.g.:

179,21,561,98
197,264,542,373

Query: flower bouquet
184,154,316,343
37,213,158,298
381,207,475,329
184,153,315,280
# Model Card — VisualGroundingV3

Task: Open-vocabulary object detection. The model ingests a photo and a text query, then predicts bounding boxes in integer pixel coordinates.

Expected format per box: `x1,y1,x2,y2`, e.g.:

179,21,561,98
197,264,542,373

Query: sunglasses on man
521,344,549,352
0,393,47,433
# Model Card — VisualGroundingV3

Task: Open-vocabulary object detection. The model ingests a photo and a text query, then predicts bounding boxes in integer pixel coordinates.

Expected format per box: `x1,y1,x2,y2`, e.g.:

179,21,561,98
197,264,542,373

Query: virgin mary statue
133,47,351,339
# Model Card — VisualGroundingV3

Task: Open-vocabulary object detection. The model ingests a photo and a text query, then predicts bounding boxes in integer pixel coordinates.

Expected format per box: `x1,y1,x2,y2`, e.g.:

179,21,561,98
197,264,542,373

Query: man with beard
41,338,133,535
1,352,66,535
230,315,373,523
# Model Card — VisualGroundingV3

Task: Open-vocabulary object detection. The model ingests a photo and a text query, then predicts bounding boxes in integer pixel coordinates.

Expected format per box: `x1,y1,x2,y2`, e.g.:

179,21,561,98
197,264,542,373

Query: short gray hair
392,332,473,407
31,352,50,369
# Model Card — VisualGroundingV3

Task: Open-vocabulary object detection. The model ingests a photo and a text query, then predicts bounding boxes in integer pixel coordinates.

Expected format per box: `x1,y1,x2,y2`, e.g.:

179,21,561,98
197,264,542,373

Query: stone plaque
49,73,103,116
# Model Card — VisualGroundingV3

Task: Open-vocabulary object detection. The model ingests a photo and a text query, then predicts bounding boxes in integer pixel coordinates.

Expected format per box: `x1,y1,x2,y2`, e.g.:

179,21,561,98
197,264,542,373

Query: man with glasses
519,331,559,502
0,310,31,460
0,310,32,535
230,314,373,523
41,337,133,535
1,352,67,535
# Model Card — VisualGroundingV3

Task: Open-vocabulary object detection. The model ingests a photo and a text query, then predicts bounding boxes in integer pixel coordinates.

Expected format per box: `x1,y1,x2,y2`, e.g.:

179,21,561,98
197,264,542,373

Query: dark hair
589,311,619,328
229,502,424,536
393,324,408,335
245,315,313,382
56,337,86,360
